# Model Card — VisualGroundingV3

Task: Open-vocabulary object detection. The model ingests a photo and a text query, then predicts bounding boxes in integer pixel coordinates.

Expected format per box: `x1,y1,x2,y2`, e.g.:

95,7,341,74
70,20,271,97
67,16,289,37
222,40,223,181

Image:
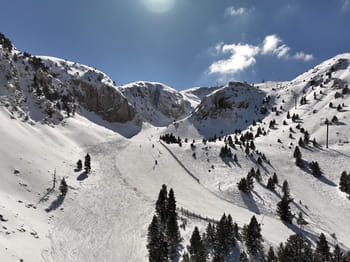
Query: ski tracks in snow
49,139,154,262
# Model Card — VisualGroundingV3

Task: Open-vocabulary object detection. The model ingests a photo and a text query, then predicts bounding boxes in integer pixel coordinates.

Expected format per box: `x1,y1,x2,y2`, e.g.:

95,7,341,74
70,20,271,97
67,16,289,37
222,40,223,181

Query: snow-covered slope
165,82,270,138
1,33,350,261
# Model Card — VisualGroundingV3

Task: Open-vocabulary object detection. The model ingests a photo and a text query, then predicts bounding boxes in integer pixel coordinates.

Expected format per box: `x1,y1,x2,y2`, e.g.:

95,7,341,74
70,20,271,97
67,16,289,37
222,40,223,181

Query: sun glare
143,0,175,13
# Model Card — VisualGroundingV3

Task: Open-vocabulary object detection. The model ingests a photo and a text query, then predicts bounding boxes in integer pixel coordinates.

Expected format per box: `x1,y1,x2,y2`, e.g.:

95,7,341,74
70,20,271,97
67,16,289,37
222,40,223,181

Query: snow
1,45,350,261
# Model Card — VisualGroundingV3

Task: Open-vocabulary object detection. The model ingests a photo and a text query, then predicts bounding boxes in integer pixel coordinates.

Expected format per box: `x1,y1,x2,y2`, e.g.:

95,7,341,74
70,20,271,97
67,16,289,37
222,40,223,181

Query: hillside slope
1,34,350,261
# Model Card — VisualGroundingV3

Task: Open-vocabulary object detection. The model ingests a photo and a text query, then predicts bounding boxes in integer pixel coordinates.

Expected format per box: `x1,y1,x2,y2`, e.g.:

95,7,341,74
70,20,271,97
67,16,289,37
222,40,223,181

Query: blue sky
1,0,350,90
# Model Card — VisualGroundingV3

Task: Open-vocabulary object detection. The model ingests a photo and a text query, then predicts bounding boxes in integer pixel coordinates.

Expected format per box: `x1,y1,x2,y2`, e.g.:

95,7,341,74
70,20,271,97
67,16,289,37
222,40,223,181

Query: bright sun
143,0,175,13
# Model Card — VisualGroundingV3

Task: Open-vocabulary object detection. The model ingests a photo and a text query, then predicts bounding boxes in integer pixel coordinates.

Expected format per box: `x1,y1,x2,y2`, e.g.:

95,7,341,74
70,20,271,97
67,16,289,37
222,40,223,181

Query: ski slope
0,46,350,260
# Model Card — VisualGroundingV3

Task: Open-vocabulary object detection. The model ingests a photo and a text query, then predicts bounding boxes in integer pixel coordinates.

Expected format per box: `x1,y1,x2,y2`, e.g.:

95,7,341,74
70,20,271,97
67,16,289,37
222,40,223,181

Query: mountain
0,34,350,261
119,81,193,126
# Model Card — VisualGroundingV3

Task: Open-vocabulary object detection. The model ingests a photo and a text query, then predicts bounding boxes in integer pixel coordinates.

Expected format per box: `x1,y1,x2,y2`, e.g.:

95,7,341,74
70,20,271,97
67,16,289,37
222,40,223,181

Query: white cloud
262,35,281,54
293,52,314,61
225,6,247,17
275,44,291,58
208,34,314,77
341,0,350,11
209,44,259,75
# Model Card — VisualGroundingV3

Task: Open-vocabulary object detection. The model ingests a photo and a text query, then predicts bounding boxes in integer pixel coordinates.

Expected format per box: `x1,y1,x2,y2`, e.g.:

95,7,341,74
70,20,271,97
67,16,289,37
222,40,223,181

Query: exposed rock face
38,56,136,123
119,81,192,125
192,82,265,121
72,80,135,123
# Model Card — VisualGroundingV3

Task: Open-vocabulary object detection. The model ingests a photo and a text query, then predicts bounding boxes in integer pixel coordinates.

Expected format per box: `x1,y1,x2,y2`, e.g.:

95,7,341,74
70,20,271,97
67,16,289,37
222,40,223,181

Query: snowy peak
119,81,193,126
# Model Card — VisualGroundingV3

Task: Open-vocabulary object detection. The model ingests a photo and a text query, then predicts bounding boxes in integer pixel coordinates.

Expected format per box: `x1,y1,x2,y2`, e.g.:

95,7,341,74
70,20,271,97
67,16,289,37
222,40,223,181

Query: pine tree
332,244,345,262
315,233,331,262
293,146,302,159
250,141,256,151
243,216,263,257
213,214,229,261
204,222,215,250
298,137,304,147
296,212,308,229
238,178,249,193
76,159,82,170
189,227,207,262
239,251,249,262
296,156,305,168
226,214,236,248
156,184,168,226
282,180,290,198
267,177,276,191
255,168,262,182
272,172,279,185
304,131,310,144
277,243,287,262
84,153,91,173
233,222,240,240
339,171,350,194
309,161,322,177
247,171,255,191
166,189,180,260
266,246,278,262
59,178,68,196
181,252,190,262
147,215,168,262
277,192,293,223
281,234,313,261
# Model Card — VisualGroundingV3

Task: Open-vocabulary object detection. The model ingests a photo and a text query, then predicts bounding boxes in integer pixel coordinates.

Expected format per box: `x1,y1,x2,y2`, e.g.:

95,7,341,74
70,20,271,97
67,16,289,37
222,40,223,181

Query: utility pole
325,119,329,148
53,169,56,189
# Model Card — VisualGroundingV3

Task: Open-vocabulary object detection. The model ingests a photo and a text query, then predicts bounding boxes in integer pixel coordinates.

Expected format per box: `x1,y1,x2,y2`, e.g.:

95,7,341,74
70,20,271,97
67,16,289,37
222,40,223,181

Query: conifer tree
250,141,256,151
239,251,249,262
266,246,277,262
315,233,331,262
304,131,310,144
296,156,305,168
282,180,290,198
296,212,308,229
247,171,255,191
298,137,304,147
213,214,229,261
147,215,168,262
166,189,180,260
309,161,322,177
277,243,287,262
156,184,168,227
267,177,275,191
76,159,82,170
181,252,190,262
339,171,350,194
189,227,207,262
272,172,279,185
84,153,91,173
255,168,262,183
332,244,345,262
281,234,313,261
277,189,293,224
293,146,302,159
226,214,236,248
59,178,68,196
238,178,249,193
233,222,239,240
205,222,215,250
243,216,263,257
